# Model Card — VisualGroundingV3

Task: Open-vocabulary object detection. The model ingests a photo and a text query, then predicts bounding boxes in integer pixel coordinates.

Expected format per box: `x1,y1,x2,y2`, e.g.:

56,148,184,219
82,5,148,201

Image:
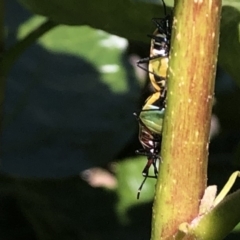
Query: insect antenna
162,0,167,16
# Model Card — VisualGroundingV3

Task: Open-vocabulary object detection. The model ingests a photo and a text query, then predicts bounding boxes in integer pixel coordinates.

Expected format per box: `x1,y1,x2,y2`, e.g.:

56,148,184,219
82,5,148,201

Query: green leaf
218,4,240,88
191,190,240,240
3,7,139,177
17,0,173,42
116,156,156,222
17,0,240,93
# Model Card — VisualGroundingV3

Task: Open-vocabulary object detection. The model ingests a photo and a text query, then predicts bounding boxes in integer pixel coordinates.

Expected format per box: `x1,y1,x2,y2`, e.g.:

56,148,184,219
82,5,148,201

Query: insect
135,112,165,199
135,0,172,198
137,9,172,95
135,92,166,199
140,92,166,134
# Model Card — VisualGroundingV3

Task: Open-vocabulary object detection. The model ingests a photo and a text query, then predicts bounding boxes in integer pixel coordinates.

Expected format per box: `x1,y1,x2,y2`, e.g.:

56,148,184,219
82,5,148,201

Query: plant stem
151,0,221,239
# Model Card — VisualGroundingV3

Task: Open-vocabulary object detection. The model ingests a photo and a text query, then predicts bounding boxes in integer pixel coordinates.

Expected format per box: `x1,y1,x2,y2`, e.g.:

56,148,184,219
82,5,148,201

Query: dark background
1,0,240,239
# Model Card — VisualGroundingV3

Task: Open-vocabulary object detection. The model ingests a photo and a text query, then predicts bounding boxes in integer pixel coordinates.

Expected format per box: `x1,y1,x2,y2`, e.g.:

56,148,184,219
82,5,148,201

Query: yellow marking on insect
148,56,169,92
143,92,161,109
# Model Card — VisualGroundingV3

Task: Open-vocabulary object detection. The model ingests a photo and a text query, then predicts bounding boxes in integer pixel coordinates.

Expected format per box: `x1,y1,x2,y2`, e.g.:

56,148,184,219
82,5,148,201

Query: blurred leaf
2,3,140,177
218,5,240,88
17,0,240,91
0,174,118,240
116,156,156,222
17,0,173,42
233,221,240,232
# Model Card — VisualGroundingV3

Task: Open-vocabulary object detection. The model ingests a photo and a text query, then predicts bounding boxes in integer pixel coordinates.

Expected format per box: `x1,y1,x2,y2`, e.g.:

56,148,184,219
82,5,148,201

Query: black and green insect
135,0,173,198
137,0,172,94
135,92,166,199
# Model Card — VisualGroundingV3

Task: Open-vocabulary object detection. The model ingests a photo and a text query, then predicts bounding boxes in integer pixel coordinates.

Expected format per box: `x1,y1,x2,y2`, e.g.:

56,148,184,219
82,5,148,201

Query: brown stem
151,0,221,239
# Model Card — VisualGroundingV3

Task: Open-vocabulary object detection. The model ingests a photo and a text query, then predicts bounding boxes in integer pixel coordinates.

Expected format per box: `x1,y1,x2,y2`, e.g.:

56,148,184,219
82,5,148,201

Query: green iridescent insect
135,0,172,198
135,92,166,199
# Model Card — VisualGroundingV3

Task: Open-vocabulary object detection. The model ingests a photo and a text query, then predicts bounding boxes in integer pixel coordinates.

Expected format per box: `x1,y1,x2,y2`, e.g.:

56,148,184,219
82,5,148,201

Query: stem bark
151,0,221,239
